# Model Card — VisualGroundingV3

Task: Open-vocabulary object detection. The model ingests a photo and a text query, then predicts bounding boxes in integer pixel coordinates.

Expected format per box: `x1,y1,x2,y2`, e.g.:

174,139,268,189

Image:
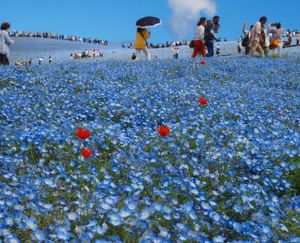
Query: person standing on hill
237,38,242,54
216,43,220,56
192,17,207,58
0,22,14,65
204,16,221,57
268,23,283,56
242,21,254,55
134,28,151,61
296,32,300,45
287,31,293,45
249,16,268,57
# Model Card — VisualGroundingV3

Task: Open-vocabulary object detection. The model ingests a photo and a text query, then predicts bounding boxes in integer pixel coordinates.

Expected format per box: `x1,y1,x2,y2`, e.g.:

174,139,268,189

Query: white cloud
168,0,217,39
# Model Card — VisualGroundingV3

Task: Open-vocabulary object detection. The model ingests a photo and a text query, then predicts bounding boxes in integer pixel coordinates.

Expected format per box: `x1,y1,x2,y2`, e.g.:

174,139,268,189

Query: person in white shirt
172,47,180,59
38,57,43,65
249,16,268,57
192,17,207,58
268,23,283,56
0,22,14,65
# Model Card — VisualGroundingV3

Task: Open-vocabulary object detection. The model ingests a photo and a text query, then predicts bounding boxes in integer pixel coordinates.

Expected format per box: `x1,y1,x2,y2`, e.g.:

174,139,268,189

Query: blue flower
25,217,38,230
213,235,226,243
124,198,138,211
109,213,122,226
139,207,153,220
67,212,78,221
56,226,70,241
33,229,46,242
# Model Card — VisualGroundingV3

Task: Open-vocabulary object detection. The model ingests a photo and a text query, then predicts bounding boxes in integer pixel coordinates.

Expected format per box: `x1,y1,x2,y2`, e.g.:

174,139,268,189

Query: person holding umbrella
134,16,161,61
134,27,151,61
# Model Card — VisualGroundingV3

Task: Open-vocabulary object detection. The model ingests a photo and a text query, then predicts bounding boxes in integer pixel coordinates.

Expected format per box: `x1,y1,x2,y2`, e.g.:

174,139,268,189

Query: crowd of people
14,55,53,66
238,17,300,57
283,30,300,46
1,18,299,65
132,15,221,61
122,41,189,49
70,49,104,59
132,15,299,61
9,30,108,45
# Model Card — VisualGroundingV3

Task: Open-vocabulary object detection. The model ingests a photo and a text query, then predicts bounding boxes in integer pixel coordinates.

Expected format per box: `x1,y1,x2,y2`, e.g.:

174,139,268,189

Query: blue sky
1,0,299,43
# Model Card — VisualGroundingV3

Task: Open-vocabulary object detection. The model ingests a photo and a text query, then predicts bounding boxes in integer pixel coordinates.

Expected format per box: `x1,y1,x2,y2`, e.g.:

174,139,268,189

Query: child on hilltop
296,32,300,45
216,43,220,56
171,43,180,59
38,57,43,65
173,47,180,59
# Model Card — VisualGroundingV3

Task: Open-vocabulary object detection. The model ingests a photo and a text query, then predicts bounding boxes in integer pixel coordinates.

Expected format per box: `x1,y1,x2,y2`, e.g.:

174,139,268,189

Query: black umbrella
136,16,161,28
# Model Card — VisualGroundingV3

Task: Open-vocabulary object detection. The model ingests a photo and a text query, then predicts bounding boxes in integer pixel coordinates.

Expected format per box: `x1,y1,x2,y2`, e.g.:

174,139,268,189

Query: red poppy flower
157,126,170,137
198,97,208,105
200,61,206,65
76,128,91,140
81,148,93,158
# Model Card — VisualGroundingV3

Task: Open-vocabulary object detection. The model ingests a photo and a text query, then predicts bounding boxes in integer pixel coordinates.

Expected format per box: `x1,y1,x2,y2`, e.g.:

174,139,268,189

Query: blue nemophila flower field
0,56,299,242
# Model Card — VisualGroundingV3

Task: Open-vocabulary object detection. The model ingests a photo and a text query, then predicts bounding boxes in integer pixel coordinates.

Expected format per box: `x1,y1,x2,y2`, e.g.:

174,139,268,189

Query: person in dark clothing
242,21,254,55
204,16,220,57
0,53,9,65
287,31,293,45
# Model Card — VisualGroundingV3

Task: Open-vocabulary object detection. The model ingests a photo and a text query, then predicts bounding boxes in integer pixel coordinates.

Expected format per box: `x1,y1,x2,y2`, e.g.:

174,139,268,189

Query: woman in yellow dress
134,28,151,61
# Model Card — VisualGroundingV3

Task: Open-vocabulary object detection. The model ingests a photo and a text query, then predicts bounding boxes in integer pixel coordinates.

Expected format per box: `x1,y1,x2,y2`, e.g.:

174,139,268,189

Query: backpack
189,40,194,48
131,52,136,60
242,33,250,47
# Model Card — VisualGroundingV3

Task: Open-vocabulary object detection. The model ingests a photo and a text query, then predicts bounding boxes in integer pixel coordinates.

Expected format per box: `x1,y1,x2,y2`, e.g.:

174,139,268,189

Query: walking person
216,43,220,56
192,17,207,58
204,16,220,57
171,43,180,59
287,31,293,45
296,32,300,45
261,24,270,56
134,28,151,61
173,47,180,59
38,57,43,65
268,23,283,56
237,39,242,54
249,16,268,57
242,21,254,55
0,22,14,65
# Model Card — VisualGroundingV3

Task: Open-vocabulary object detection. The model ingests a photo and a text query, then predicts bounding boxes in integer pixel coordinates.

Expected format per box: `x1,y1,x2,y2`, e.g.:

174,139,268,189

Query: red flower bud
81,148,93,158
157,126,170,137
198,98,208,105
76,128,91,140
